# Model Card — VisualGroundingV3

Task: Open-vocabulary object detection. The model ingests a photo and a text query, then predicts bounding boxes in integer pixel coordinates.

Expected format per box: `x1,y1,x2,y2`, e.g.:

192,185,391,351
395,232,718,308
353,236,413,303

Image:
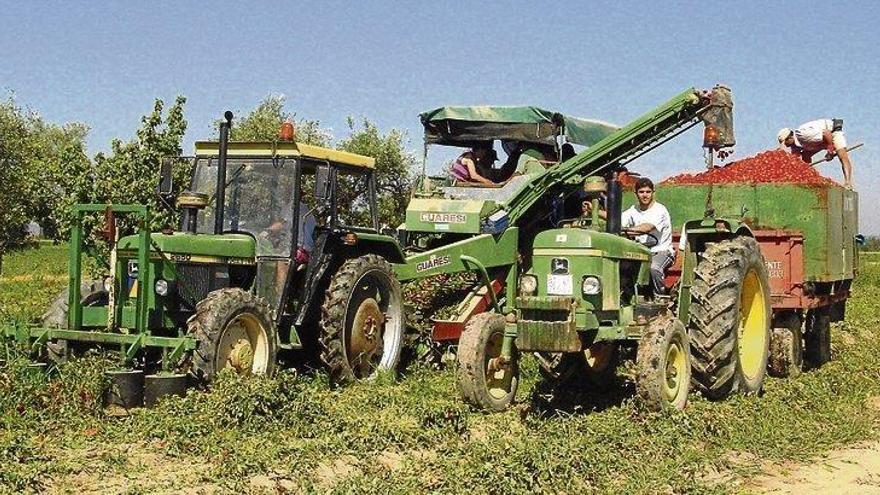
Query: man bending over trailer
777,119,854,189
621,177,674,295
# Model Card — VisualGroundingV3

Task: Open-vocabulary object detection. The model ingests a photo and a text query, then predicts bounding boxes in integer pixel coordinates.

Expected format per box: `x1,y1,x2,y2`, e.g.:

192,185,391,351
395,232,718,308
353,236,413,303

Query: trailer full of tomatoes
661,150,837,186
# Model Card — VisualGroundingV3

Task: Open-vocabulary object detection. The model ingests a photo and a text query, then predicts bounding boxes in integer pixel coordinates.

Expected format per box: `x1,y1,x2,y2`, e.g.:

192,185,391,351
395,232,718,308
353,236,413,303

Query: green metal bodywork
638,183,859,282
118,232,256,260
514,227,652,350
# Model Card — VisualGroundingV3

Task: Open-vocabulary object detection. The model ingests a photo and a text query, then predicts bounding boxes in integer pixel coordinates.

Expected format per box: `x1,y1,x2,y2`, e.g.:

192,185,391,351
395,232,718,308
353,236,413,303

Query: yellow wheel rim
738,270,768,380
484,331,513,400
217,313,270,375
663,338,687,402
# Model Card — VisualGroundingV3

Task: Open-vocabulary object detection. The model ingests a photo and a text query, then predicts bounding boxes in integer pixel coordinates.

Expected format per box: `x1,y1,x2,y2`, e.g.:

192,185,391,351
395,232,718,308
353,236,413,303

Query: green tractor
389,85,772,411
19,112,407,385
457,175,771,411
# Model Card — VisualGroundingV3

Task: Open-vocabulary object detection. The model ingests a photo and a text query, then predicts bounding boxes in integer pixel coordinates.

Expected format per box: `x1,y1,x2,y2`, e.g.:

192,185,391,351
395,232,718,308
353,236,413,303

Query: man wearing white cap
777,119,854,188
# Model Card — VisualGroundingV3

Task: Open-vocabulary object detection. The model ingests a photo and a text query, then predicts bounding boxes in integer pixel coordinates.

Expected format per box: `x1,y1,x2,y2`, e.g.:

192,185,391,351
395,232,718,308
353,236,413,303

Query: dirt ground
749,440,880,494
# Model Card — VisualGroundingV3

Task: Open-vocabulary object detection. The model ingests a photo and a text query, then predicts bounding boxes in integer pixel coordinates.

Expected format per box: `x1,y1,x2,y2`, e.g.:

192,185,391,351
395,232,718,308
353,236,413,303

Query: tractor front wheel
188,288,277,382
635,315,691,411
319,255,404,385
457,313,519,412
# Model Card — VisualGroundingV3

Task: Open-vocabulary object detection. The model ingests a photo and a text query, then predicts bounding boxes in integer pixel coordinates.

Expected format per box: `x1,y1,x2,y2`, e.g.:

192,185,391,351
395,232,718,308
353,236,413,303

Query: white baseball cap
777,128,793,143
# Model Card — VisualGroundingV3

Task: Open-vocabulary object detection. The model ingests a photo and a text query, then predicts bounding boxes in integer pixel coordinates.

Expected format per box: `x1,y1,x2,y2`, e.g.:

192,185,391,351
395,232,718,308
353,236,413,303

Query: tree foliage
336,118,416,227
226,94,331,146
0,98,91,275
92,96,189,236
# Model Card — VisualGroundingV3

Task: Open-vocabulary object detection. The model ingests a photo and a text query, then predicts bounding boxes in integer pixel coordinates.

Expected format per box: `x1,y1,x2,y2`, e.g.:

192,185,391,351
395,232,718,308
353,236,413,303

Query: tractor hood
532,228,650,261
117,232,256,262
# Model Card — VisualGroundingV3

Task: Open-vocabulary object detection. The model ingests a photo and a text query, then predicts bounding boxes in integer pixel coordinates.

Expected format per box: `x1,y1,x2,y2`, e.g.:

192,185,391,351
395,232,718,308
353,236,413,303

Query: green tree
92,96,188,238
226,94,330,146
0,98,92,275
336,118,416,227
0,99,36,275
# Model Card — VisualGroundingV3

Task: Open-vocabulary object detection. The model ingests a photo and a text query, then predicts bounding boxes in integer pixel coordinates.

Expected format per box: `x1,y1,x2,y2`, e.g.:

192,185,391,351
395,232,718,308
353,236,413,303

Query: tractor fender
681,217,753,253
347,233,406,264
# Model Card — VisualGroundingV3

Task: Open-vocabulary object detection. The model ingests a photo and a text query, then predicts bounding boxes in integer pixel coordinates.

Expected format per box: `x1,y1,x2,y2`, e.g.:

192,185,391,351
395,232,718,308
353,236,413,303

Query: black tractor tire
457,312,519,412
536,342,619,392
768,312,803,378
319,254,404,385
688,236,771,400
635,314,691,411
41,280,108,364
187,288,278,383
41,279,108,328
804,307,832,369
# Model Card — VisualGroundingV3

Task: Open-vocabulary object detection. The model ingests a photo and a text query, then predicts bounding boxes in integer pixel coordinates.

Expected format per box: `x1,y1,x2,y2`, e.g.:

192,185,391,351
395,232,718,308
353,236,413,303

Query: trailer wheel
688,236,771,399
537,343,618,391
804,307,832,369
635,315,691,411
457,313,519,412
768,312,803,378
188,288,277,382
320,255,404,385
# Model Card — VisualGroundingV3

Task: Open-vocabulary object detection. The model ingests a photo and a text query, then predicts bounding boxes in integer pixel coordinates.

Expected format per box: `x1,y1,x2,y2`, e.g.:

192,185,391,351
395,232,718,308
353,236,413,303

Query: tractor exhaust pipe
606,172,622,235
214,111,233,235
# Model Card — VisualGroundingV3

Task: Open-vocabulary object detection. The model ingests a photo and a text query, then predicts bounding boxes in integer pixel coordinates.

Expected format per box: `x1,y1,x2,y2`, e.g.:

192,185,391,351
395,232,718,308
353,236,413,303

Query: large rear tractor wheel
688,236,771,399
41,279,109,328
537,342,618,391
41,280,109,363
768,312,803,378
320,255,404,385
636,315,691,411
188,288,277,382
457,313,519,412
804,307,832,369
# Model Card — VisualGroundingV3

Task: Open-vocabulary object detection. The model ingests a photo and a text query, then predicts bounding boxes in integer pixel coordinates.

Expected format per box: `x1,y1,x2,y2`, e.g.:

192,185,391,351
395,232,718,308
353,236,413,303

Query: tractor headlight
519,274,538,295
581,276,601,295
154,279,169,296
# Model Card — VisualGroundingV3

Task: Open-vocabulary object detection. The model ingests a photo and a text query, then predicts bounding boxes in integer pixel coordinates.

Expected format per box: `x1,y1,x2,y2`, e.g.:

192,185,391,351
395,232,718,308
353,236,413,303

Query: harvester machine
397,85,774,410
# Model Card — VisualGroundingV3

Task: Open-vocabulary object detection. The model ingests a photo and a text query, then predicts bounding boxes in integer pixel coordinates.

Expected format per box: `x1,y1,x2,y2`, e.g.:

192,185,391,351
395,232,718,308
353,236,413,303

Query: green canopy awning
419,105,618,147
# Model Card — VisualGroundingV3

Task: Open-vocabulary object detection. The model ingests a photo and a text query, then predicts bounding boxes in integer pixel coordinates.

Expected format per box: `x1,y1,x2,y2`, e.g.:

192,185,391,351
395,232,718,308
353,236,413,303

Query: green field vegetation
1,246,880,493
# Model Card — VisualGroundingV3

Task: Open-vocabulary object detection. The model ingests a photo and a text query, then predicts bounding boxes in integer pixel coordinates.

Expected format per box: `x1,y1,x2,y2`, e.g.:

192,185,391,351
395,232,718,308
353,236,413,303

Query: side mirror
158,158,174,196
315,163,331,200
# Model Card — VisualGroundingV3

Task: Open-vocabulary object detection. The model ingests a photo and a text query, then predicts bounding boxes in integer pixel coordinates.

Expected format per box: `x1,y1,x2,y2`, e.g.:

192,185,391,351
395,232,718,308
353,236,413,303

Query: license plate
547,274,573,295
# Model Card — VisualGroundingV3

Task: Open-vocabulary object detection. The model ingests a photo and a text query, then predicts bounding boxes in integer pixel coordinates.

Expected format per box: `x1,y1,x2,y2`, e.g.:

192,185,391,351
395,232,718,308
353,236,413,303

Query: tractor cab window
191,156,299,257
334,166,375,229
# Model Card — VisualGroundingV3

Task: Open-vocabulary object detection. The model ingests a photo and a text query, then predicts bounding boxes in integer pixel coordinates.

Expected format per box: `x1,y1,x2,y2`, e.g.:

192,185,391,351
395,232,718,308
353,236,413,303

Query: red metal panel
666,230,819,311
431,278,503,341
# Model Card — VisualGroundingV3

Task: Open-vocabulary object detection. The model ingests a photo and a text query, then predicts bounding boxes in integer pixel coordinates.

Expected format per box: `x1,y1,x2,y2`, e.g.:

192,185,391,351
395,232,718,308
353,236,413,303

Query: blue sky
2,1,878,231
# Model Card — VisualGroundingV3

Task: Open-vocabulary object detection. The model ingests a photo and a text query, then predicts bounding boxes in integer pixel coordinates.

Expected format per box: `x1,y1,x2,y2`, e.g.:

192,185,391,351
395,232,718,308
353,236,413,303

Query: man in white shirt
621,177,674,295
777,119,853,188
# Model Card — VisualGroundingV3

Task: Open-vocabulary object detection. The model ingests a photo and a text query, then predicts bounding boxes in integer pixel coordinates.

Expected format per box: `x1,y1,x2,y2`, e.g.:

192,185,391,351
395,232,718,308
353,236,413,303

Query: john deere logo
420,212,467,224
551,258,569,274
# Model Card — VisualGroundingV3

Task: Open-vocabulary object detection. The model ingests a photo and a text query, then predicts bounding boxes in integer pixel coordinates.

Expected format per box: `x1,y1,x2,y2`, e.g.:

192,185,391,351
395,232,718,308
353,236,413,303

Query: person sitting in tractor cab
621,177,674,295
450,145,500,186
